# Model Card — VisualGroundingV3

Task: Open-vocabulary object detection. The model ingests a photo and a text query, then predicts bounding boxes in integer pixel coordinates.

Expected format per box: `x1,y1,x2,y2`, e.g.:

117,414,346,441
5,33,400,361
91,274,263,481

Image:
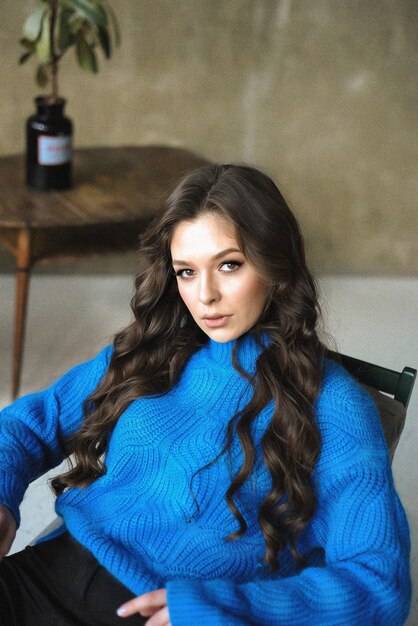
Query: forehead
171,213,240,258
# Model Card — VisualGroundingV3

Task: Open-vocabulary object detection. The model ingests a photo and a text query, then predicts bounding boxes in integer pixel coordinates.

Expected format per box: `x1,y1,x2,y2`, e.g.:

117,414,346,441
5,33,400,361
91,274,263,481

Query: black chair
333,352,417,460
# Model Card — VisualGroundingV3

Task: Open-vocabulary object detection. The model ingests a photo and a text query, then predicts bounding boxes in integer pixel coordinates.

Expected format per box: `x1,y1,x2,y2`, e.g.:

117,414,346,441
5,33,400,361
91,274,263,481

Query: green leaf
56,7,75,52
36,64,49,87
35,14,51,64
76,34,98,73
62,0,107,27
22,5,47,42
102,0,121,47
19,51,33,65
20,37,36,51
97,26,111,58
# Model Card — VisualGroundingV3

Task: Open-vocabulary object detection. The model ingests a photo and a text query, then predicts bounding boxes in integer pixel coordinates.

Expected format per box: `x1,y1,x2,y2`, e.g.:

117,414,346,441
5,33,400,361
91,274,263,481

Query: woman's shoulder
39,344,114,412
317,357,376,416
314,357,388,468
54,344,113,389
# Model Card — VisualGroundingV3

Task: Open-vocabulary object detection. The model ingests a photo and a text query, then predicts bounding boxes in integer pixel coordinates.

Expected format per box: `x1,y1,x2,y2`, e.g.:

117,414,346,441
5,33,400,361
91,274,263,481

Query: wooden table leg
12,228,33,399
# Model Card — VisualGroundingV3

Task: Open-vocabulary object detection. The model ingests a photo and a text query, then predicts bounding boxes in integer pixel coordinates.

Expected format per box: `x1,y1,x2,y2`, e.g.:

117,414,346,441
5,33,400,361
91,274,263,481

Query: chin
203,327,243,343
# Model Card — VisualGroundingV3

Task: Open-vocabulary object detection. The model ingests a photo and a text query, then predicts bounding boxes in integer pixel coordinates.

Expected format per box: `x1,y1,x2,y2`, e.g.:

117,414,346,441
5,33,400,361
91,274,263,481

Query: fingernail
117,606,128,616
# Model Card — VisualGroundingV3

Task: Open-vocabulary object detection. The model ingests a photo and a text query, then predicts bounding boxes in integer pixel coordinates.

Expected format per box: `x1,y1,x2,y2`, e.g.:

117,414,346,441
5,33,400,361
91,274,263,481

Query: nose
198,273,220,305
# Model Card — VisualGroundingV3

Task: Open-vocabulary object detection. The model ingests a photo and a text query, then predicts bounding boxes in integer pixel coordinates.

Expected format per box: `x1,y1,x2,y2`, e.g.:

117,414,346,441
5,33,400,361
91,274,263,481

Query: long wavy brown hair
51,163,325,570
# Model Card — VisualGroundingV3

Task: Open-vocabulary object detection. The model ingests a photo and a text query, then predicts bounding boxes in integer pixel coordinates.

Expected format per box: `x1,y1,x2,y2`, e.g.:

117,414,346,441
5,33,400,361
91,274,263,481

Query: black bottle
26,96,73,190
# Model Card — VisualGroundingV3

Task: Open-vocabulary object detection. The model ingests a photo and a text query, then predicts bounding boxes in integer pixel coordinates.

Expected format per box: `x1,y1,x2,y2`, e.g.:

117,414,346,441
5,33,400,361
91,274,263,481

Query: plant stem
49,0,59,101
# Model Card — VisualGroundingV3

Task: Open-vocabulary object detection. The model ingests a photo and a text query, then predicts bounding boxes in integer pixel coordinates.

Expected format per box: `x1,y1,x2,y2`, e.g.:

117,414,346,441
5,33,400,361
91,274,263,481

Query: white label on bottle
38,135,72,166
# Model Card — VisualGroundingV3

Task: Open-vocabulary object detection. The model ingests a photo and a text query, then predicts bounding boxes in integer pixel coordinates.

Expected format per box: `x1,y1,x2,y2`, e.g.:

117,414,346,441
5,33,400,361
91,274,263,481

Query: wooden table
0,146,208,398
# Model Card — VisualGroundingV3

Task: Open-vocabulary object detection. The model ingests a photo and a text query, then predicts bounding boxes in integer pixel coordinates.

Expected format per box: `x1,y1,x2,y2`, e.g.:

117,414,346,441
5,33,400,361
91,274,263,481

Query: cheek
176,282,195,311
236,278,268,311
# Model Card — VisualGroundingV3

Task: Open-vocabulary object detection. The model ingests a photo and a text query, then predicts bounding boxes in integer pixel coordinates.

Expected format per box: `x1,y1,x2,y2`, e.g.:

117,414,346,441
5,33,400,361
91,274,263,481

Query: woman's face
171,212,269,342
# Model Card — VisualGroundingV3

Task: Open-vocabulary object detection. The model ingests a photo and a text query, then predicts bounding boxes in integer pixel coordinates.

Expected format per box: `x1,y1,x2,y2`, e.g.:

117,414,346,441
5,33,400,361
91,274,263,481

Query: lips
202,315,232,329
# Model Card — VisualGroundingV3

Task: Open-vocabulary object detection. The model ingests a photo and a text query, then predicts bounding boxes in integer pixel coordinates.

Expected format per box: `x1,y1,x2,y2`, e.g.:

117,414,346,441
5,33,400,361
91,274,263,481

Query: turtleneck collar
203,331,269,371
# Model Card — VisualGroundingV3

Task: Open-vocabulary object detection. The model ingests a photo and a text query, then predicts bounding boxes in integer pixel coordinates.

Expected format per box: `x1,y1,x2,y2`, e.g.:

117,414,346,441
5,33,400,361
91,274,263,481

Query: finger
117,589,167,618
0,506,17,557
145,606,171,626
0,528,16,557
117,599,164,618
0,526,15,546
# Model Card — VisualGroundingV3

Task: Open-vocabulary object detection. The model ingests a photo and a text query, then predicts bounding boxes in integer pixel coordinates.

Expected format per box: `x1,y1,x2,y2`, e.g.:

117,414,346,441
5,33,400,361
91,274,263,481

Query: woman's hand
117,588,171,625
0,504,17,560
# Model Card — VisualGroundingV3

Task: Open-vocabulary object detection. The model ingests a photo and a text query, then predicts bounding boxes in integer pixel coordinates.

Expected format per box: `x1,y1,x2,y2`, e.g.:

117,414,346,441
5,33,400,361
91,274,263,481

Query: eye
175,268,196,279
219,260,242,272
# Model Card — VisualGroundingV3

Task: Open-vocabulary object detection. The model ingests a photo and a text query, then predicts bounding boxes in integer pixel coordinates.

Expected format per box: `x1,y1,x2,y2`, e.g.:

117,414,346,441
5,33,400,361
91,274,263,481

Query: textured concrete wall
0,0,417,274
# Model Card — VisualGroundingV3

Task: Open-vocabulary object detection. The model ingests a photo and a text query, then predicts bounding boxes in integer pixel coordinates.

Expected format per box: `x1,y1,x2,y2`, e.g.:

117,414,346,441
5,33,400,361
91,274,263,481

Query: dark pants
0,532,146,626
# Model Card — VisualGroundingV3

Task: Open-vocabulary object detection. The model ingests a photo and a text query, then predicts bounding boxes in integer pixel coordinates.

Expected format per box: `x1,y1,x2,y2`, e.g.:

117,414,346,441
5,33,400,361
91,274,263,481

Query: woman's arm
166,463,410,625
164,381,411,626
0,345,112,525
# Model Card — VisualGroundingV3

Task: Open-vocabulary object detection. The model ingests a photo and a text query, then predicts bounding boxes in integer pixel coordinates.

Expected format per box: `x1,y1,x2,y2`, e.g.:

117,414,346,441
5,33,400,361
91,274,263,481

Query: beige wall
1,0,417,274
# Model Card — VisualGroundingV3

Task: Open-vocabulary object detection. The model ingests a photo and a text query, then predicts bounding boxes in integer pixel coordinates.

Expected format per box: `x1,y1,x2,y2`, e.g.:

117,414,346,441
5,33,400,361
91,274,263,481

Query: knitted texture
0,336,411,625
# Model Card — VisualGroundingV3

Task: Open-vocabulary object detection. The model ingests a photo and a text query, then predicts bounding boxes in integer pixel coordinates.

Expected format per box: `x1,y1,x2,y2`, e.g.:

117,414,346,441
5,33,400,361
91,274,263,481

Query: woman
0,164,411,625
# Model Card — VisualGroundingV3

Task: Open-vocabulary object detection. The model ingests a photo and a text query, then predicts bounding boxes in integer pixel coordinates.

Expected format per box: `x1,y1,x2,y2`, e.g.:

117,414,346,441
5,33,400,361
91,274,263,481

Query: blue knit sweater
0,334,411,625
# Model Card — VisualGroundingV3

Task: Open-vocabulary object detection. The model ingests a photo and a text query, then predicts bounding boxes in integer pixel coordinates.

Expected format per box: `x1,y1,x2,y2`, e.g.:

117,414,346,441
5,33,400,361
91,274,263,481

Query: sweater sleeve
0,345,112,524
166,374,411,626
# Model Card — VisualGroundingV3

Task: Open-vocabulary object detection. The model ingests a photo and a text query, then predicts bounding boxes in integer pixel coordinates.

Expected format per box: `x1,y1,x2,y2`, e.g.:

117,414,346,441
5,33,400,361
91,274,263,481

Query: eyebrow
172,247,243,266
